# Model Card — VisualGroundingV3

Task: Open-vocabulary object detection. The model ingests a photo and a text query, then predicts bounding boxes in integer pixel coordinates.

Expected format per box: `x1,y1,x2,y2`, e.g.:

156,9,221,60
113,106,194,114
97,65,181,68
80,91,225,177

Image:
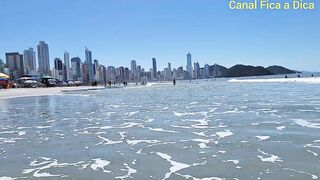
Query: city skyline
0,0,319,71
2,40,223,83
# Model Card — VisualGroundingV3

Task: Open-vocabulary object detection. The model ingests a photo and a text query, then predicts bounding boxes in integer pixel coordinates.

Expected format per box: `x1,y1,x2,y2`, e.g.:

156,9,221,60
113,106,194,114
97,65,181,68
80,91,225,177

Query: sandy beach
0,86,106,99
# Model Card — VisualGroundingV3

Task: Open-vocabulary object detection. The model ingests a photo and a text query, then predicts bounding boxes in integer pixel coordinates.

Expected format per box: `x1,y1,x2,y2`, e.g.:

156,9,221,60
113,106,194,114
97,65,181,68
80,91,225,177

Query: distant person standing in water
173,78,176,85
311,74,314,77
285,75,288,78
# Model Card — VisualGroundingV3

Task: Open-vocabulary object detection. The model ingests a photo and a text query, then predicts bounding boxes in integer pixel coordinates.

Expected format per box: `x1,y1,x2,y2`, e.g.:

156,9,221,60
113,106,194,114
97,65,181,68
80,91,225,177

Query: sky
0,0,319,71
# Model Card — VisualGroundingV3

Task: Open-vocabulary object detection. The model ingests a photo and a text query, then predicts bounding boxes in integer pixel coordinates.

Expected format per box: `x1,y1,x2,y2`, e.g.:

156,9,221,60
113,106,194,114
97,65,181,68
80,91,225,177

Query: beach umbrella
0,73,10,79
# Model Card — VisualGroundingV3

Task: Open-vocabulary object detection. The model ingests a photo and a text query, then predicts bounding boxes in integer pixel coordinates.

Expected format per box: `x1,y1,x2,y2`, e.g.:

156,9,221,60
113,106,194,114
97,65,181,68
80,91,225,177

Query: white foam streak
97,135,122,145
257,149,282,163
148,127,178,133
156,152,190,180
216,130,233,139
115,163,137,179
90,158,111,173
127,139,161,146
255,136,270,141
293,119,320,129
0,177,16,180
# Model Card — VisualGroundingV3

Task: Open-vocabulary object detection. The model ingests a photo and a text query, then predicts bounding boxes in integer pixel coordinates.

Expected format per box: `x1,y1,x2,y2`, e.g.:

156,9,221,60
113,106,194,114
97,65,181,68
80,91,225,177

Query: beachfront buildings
152,58,157,80
204,63,210,78
71,57,82,81
0,59,4,73
64,51,71,81
164,63,172,81
37,41,50,77
2,40,219,83
53,58,63,81
23,48,37,75
85,48,94,84
5,52,24,80
130,60,137,81
193,62,200,79
186,52,192,79
106,66,116,82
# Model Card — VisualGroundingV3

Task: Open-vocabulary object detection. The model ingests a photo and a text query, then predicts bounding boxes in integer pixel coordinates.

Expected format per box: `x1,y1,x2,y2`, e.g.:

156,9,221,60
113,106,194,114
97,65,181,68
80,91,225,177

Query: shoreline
0,86,106,100
228,77,320,83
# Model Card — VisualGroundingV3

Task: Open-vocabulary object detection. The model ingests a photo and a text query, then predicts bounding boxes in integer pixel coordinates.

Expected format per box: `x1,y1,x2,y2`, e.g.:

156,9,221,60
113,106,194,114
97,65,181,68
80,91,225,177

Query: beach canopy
0,73,10,79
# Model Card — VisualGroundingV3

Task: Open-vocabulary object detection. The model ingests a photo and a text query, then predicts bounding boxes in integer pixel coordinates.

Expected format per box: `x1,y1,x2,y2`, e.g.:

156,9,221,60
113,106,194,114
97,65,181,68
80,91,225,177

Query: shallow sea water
0,80,319,179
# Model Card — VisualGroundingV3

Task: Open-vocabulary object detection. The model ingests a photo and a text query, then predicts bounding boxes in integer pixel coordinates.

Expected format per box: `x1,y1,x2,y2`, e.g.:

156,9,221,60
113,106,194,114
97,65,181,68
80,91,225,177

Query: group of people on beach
284,74,314,78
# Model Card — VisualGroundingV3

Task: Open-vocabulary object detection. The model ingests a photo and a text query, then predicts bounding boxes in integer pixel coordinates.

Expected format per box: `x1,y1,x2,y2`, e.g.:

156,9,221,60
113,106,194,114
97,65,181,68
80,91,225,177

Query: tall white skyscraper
186,52,192,79
64,51,71,80
23,48,36,75
37,41,50,77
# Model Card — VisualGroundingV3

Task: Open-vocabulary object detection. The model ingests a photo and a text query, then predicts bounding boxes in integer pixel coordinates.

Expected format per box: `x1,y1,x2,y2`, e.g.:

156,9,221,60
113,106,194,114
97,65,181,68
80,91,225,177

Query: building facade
186,52,192,79
71,57,81,81
23,48,36,75
64,51,71,81
152,58,157,80
5,52,24,80
37,41,50,77
85,48,94,83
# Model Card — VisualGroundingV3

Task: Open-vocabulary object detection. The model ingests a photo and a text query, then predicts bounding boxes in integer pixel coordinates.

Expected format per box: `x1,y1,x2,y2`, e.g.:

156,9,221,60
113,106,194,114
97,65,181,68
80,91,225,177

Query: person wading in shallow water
173,78,176,85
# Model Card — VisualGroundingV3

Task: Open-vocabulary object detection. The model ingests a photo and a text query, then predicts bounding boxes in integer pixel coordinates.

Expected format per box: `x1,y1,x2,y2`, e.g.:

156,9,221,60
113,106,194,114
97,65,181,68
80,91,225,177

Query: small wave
228,77,320,84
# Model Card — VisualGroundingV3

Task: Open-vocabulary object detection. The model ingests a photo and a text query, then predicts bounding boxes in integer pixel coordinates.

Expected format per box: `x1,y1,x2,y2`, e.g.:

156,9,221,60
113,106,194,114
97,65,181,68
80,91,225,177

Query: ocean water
0,79,319,179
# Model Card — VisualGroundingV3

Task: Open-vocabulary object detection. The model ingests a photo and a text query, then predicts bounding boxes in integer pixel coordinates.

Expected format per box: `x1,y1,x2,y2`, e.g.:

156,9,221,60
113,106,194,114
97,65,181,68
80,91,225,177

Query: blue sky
0,0,319,71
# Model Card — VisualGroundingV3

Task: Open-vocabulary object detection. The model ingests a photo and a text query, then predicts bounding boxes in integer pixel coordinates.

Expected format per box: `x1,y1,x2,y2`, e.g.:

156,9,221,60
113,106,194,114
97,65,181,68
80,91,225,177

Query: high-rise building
186,52,192,79
0,59,5,73
124,67,130,81
136,65,141,81
5,52,24,80
152,58,157,80
194,62,200,79
130,60,137,81
116,66,125,82
106,66,116,81
23,48,36,75
82,63,89,83
64,51,71,81
97,65,107,83
173,68,177,79
177,66,184,79
85,47,94,83
71,57,81,81
164,62,172,81
53,58,63,81
37,41,50,77
94,59,99,81
204,63,210,78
